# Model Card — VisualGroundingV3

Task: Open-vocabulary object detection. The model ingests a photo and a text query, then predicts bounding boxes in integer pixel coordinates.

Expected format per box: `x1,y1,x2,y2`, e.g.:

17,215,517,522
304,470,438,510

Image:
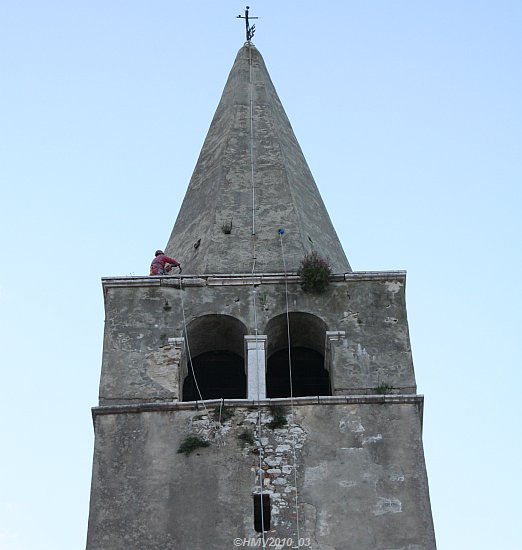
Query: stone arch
182,314,247,401
264,312,331,398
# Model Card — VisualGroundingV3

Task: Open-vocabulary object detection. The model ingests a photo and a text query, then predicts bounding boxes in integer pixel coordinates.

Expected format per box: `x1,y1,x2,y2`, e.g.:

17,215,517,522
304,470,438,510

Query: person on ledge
150,250,181,275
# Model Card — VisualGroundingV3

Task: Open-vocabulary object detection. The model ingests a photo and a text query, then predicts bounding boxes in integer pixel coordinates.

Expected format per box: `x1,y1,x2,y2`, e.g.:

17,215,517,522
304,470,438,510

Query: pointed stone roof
165,44,351,275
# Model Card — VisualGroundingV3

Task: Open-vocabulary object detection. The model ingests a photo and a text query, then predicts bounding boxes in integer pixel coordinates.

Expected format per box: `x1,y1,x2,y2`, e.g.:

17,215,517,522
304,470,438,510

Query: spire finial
237,6,258,42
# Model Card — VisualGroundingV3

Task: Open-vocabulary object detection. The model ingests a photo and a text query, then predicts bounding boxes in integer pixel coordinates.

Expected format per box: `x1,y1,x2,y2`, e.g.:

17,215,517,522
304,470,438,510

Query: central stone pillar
245,335,267,400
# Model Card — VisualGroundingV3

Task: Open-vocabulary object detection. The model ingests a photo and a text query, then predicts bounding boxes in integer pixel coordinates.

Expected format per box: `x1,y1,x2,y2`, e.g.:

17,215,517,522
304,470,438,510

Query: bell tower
87,40,436,550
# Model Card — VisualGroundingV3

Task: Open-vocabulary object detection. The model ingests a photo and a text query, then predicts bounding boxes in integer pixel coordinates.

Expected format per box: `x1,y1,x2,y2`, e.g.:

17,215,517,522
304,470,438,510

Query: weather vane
237,6,258,42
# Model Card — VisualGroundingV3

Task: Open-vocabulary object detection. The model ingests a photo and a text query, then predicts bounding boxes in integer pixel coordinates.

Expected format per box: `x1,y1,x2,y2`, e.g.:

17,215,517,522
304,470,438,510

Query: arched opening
264,313,331,398
182,314,247,401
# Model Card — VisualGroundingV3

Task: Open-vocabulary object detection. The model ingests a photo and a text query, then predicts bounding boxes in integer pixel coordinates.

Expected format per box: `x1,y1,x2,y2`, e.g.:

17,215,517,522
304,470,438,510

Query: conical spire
165,44,351,275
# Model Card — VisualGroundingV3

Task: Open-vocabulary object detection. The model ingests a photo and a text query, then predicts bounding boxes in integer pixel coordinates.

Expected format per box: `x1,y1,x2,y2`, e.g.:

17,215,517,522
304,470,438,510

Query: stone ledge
343,270,407,281
334,386,417,396
163,277,206,287
92,394,424,418
101,270,407,289
102,277,161,288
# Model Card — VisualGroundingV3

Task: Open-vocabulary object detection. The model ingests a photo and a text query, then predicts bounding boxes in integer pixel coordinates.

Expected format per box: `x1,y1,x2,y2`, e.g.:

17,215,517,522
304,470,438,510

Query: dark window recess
253,494,271,532
182,351,246,401
266,347,330,398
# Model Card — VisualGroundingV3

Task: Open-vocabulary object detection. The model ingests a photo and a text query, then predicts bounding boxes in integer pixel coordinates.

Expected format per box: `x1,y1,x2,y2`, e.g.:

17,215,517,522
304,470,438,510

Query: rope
278,231,301,546
252,285,267,545
248,43,256,273
247,43,266,546
178,277,224,444
176,45,301,544
249,48,255,236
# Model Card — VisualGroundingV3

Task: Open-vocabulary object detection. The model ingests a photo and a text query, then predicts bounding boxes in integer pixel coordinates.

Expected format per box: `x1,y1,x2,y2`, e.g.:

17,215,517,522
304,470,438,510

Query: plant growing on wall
238,430,255,446
267,405,288,430
213,405,235,422
177,436,210,455
374,382,395,395
297,251,332,294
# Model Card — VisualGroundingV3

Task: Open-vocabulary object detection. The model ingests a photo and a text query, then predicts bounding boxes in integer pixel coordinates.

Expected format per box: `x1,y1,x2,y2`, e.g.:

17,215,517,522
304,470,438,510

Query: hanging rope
178,277,224,445
252,284,267,545
247,43,267,546
278,229,302,546
249,43,257,274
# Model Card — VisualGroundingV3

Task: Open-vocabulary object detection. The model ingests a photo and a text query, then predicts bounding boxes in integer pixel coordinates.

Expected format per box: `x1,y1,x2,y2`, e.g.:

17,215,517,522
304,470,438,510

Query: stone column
168,337,186,398
244,335,267,400
325,331,346,394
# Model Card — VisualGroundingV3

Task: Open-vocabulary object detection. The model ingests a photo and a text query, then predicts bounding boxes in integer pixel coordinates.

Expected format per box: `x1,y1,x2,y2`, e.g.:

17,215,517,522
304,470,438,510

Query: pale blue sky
1,1,520,548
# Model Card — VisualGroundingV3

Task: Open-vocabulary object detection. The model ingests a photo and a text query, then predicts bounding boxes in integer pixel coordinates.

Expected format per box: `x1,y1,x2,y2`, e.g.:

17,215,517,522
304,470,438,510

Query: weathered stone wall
99,272,415,405
87,401,435,550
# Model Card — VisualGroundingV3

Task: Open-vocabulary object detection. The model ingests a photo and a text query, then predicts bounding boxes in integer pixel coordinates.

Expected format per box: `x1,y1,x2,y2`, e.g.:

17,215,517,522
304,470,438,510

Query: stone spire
165,44,351,275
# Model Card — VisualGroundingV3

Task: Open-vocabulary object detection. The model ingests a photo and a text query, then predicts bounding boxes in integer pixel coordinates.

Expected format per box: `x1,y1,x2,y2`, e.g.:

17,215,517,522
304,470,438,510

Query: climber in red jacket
150,250,181,275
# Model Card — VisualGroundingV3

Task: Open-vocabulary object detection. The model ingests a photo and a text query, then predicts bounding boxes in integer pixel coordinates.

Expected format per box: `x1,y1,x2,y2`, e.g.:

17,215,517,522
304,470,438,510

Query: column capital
245,334,268,348
326,330,345,342
167,337,185,348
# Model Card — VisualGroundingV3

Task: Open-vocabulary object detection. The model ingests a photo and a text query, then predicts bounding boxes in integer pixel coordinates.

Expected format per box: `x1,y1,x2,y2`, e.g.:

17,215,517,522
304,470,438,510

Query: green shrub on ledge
297,252,332,294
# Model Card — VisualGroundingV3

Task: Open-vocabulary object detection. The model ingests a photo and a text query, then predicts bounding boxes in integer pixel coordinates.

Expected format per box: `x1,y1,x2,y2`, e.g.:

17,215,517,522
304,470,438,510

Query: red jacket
150,254,180,275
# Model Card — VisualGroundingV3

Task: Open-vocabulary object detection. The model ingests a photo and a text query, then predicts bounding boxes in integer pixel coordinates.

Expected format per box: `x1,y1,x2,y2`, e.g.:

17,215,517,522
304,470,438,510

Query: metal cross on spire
237,6,258,42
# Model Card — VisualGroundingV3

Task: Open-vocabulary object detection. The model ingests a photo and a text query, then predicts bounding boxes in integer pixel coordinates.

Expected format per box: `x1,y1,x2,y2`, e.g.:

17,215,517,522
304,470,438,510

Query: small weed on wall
177,436,210,455
238,430,255,446
267,405,288,430
213,405,235,422
374,382,395,395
